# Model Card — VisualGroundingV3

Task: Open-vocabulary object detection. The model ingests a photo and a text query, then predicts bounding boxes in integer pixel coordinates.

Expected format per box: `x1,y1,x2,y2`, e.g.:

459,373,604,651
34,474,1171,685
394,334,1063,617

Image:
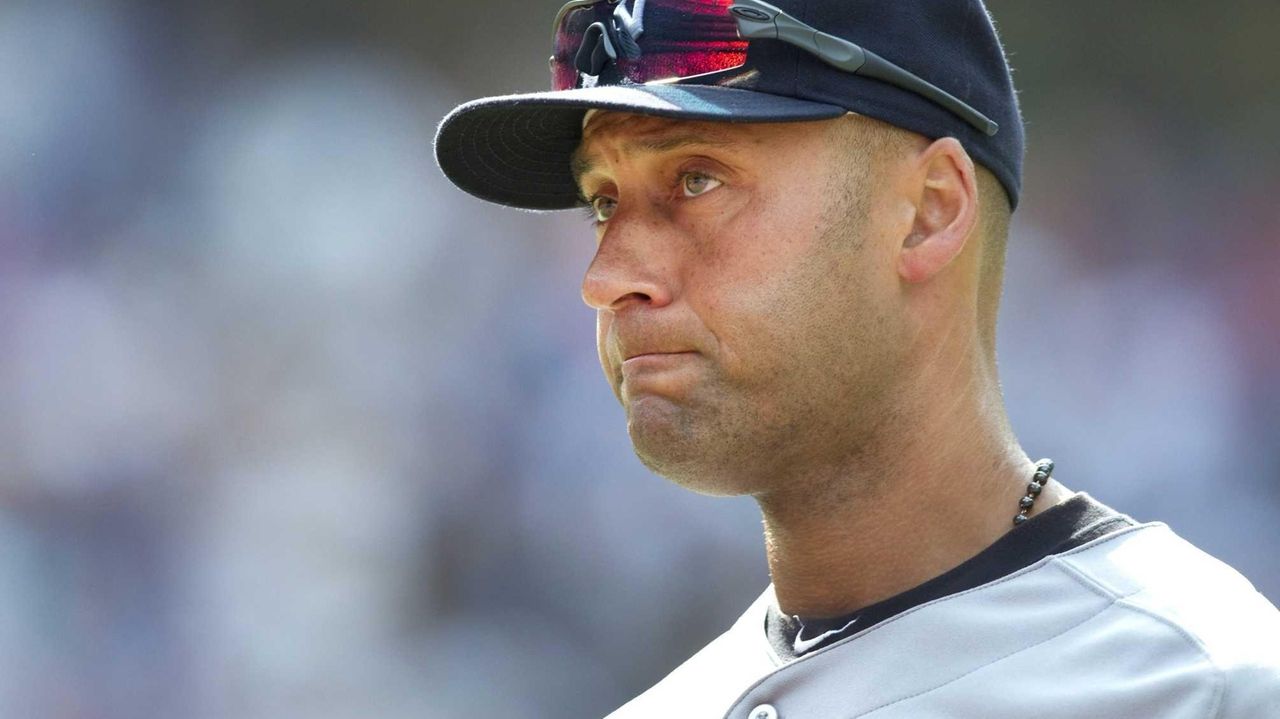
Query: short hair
975,166,1011,358
829,115,1012,358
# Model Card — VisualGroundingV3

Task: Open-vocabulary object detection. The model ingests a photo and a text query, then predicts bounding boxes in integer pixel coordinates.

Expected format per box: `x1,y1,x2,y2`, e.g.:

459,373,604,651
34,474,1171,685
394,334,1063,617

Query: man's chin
625,399,753,498
625,395,692,462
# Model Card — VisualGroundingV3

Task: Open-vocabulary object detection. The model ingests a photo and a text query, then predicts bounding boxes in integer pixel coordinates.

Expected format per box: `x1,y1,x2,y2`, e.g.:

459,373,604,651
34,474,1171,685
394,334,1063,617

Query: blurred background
0,0,1276,716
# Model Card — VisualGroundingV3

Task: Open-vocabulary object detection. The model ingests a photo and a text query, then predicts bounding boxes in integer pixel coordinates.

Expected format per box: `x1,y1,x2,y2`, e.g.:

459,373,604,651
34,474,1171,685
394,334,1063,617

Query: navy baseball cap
435,0,1025,210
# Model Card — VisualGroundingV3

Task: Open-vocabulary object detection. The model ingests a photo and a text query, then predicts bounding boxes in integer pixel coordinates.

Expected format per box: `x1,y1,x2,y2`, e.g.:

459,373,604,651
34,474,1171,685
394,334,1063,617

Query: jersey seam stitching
849,597,1117,718
1046,554,1224,718
1112,597,1226,719
814,522,1161,649
1055,552,1127,600
849,594,1224,719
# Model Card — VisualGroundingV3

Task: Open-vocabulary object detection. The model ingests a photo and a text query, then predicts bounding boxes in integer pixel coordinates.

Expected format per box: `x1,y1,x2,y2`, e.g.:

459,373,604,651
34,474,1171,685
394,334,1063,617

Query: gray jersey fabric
606,523,1280,718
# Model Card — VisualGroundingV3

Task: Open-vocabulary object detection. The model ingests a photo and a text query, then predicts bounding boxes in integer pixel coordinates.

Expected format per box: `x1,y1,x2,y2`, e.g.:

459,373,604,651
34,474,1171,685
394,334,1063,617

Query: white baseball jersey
607,523,1280,718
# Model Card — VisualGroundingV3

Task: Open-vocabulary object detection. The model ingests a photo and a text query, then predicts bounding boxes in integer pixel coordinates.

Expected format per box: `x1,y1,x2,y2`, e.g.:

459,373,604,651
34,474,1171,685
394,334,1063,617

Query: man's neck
755,372,1071,619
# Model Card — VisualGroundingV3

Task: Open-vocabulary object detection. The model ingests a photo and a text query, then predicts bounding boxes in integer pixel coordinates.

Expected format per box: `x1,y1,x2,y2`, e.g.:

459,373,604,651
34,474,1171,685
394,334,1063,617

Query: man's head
434,0,1024,494
573,110,1011,495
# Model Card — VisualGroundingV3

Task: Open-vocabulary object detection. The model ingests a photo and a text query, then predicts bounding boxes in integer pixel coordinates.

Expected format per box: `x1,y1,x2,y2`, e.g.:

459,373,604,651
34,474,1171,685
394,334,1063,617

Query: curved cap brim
434,83,846,211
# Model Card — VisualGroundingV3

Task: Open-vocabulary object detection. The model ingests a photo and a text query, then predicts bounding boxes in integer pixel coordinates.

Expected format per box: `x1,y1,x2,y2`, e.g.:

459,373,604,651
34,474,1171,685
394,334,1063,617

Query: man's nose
580,212,676,312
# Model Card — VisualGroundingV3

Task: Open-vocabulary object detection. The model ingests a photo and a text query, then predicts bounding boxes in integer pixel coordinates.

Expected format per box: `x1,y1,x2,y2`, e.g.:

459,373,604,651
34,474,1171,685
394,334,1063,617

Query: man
435,0,1280,716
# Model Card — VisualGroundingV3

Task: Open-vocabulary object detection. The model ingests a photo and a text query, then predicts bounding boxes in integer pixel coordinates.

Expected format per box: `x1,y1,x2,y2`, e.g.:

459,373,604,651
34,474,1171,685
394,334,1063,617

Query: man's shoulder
1053,522,1280,715
1059,522,1280,655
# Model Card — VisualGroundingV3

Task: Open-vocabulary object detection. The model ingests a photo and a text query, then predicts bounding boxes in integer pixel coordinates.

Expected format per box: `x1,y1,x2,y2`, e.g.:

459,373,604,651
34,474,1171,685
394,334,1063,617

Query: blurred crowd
0,1,1275,717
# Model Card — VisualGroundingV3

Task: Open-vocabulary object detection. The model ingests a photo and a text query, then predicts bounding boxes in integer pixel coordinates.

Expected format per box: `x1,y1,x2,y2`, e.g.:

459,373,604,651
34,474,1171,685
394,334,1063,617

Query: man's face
574,113,912,497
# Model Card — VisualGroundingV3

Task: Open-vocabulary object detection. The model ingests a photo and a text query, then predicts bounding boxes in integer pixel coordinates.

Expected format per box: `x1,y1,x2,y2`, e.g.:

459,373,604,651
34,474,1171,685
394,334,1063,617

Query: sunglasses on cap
550,0,998,136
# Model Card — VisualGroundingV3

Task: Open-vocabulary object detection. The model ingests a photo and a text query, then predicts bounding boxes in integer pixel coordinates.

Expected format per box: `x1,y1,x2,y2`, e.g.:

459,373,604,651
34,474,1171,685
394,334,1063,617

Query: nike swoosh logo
792,617,860,654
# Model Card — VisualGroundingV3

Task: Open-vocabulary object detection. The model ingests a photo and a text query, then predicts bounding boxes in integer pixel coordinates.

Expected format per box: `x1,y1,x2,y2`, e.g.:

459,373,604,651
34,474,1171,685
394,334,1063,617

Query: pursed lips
623,350,695,362
621,349,697,371
614,347,702,399
613,339,698,366
611,329,702,378
619,351,699,378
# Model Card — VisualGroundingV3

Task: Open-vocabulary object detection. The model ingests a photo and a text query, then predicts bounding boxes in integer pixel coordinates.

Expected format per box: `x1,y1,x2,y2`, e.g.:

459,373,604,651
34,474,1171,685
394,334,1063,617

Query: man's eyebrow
571,133,745,188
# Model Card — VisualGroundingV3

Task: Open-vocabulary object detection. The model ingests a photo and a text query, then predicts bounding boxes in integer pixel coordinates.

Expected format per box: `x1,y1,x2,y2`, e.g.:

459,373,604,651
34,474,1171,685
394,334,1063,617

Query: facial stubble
622,133,903,498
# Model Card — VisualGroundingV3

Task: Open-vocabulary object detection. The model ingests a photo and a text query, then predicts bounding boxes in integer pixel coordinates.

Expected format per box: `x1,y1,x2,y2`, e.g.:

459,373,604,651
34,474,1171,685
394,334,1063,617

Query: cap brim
434,83,846,211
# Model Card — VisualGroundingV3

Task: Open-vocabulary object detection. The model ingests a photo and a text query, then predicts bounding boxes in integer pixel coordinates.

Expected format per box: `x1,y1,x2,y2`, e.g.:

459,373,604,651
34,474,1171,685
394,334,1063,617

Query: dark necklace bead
1013,458,1055,527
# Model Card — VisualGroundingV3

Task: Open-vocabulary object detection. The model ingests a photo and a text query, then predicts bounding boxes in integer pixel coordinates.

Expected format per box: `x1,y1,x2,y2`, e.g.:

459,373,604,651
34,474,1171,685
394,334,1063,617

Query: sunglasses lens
551,0,748,90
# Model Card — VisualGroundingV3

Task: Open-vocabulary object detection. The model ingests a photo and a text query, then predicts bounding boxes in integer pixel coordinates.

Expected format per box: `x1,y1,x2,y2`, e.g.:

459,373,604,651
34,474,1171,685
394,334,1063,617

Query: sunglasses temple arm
732,0,999,137
856,48,1000,137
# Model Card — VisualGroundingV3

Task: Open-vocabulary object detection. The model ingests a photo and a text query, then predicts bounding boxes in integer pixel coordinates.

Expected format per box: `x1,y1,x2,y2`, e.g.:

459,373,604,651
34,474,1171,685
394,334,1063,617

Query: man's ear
896,137,980,285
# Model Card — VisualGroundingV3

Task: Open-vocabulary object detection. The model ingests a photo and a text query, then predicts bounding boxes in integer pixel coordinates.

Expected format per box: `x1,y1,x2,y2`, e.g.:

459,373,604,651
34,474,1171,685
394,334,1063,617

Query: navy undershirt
765,493,1136,661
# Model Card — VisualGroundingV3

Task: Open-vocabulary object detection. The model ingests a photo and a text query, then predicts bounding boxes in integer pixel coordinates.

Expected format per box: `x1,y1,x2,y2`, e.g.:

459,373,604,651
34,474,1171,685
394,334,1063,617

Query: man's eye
589,196,617,223
682,173,722,198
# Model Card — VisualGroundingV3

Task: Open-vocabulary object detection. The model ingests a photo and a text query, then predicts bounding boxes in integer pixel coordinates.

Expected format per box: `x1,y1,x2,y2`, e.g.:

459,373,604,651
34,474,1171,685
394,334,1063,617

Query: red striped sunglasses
549,0,998,136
